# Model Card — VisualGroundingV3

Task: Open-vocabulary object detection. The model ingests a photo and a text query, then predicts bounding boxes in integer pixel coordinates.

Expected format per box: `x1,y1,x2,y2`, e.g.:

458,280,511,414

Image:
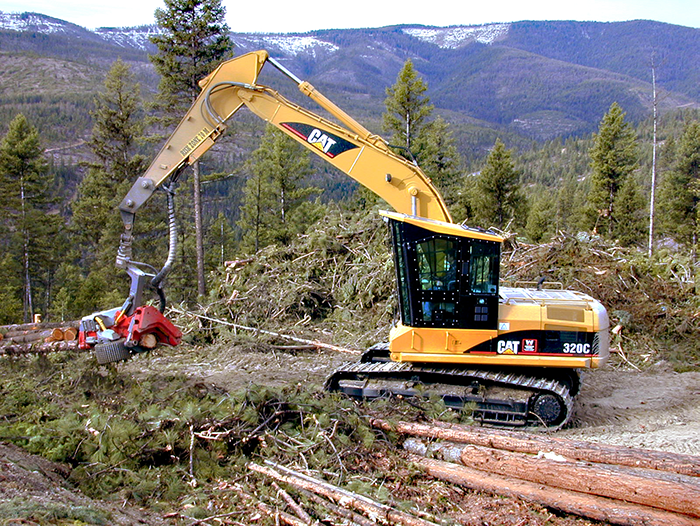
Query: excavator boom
119,50,451,228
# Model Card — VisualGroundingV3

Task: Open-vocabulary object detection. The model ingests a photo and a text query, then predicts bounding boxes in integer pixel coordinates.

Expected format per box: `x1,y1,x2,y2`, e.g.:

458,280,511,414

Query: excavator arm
118,50,451,237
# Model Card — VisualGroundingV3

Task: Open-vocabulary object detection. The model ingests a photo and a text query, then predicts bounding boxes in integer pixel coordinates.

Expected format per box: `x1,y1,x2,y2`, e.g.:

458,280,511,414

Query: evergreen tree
658,121,700,259
418,116,463,202
382,61,462,206
473,139,525,230
73,59,148,265
66,60,150,317
525,190,556,243
383,59,434,156
588,102,639,238
238,125,321,252
150,0,233,298
0,114,61,321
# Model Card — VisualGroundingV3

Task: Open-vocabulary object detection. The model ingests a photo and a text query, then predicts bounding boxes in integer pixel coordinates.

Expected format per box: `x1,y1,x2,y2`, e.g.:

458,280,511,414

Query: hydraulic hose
152,184,178,312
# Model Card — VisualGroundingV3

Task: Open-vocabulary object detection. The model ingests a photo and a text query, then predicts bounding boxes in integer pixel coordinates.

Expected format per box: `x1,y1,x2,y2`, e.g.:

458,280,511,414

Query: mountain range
1,11,700,156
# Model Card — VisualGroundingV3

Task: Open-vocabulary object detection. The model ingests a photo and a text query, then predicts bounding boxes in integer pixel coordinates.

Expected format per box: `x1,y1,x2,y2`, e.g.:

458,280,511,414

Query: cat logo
496,340,520,355
280,122,359,159
307,128,337,154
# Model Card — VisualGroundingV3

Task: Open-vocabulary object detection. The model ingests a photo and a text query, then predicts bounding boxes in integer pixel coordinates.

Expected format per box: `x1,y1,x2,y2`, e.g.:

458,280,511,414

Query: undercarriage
325,344,580,429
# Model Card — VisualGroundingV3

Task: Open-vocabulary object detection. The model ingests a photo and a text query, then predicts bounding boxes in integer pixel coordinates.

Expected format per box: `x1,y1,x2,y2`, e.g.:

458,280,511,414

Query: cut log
140,333,158,349
271,482,314,525
3,328,64,345
408,454,700,526
371,418,700,477
0,340,80,356
248,461,439,526
403,438,700,517
301,490,377,526
1,321,77,335
62,327,78,341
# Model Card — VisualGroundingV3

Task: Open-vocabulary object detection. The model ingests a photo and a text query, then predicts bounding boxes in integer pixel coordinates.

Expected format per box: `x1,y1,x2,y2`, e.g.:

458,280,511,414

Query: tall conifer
659,121,700,260
474,139,525,230
150,0,233,298
238,126,320,252
588,102,639,238
0,114,60,321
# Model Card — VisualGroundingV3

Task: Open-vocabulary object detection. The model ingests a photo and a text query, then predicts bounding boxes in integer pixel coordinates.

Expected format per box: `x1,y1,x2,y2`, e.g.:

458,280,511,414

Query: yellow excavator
78,50,609,428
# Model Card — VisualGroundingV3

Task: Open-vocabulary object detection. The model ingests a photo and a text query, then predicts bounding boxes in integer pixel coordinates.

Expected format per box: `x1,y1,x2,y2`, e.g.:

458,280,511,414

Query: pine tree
418,116,463,202
526,190,556,243
383,59,434,156
473,139,525,230
0,114,60,321
238,125,321,252
658,121,700,260
66,60,150,317
588,102,639,238
150,0,233,298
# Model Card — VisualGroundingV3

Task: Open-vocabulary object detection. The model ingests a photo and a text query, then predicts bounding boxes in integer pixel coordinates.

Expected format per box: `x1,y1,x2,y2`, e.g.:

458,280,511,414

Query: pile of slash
0,321,80,356
237,420,700,526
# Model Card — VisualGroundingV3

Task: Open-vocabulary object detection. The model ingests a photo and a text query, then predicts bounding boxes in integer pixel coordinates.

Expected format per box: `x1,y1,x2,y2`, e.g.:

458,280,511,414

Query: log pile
0,321,80,356
371,418,700,526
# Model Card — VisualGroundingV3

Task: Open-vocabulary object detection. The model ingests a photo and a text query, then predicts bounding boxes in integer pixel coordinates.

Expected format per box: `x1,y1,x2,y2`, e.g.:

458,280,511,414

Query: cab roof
380,210,504,243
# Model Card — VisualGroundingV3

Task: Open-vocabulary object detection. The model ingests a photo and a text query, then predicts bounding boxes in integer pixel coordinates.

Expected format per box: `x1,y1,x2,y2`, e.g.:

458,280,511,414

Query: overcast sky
1,0,698,32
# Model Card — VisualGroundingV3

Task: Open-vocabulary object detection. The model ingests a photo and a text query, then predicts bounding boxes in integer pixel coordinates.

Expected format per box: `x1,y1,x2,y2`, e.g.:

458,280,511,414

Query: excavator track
325,357,577,429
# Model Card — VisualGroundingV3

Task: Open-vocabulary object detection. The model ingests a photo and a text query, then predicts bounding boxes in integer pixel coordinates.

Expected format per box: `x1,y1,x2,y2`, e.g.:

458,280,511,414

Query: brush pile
500,232,699,367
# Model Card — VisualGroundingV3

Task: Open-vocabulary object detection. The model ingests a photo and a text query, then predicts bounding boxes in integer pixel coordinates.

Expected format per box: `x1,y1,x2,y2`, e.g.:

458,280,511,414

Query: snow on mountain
232,34,338,57
95,26,161,51
0,11,83,35
403,24,510,48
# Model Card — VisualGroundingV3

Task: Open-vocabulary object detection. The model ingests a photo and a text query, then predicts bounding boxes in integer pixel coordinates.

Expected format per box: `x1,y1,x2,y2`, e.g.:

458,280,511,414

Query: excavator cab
389,214,501,331
382,210,504,338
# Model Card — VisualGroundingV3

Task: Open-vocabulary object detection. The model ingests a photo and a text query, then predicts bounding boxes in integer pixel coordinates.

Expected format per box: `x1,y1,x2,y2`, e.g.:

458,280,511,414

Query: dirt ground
2,343,700,525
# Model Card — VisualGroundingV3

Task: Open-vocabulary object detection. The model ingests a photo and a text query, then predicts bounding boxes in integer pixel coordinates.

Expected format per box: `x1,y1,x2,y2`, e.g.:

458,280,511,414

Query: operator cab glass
389,218,500,330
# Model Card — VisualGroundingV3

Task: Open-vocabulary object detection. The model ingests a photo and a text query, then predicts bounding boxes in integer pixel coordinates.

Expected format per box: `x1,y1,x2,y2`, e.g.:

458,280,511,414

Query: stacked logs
371,419,700,526
0,321,80,356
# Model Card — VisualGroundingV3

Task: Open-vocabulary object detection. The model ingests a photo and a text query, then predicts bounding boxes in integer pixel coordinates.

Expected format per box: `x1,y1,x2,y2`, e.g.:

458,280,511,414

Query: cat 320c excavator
79,51,609,429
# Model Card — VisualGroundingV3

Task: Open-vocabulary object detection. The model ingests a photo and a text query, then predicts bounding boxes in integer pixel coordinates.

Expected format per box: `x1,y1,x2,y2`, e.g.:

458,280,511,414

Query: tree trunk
0,340,80,356
370,419,700,477
193,160,206,298
403,438,700,517
408,454,700,526
0,328,64,344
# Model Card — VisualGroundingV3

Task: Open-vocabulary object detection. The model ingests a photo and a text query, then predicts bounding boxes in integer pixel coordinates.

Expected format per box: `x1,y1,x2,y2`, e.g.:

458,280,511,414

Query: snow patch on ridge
233,35,338,57
403,24,510,48
95,26,162,51
0,12,74,34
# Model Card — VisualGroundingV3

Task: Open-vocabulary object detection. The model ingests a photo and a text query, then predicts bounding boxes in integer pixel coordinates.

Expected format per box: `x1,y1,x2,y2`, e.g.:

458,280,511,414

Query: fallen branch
408,454,700,526
403,438,700,517
273,481,314,525
300,489,377,526
171,308,361,355
370,418,700,477
248,461,439,526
